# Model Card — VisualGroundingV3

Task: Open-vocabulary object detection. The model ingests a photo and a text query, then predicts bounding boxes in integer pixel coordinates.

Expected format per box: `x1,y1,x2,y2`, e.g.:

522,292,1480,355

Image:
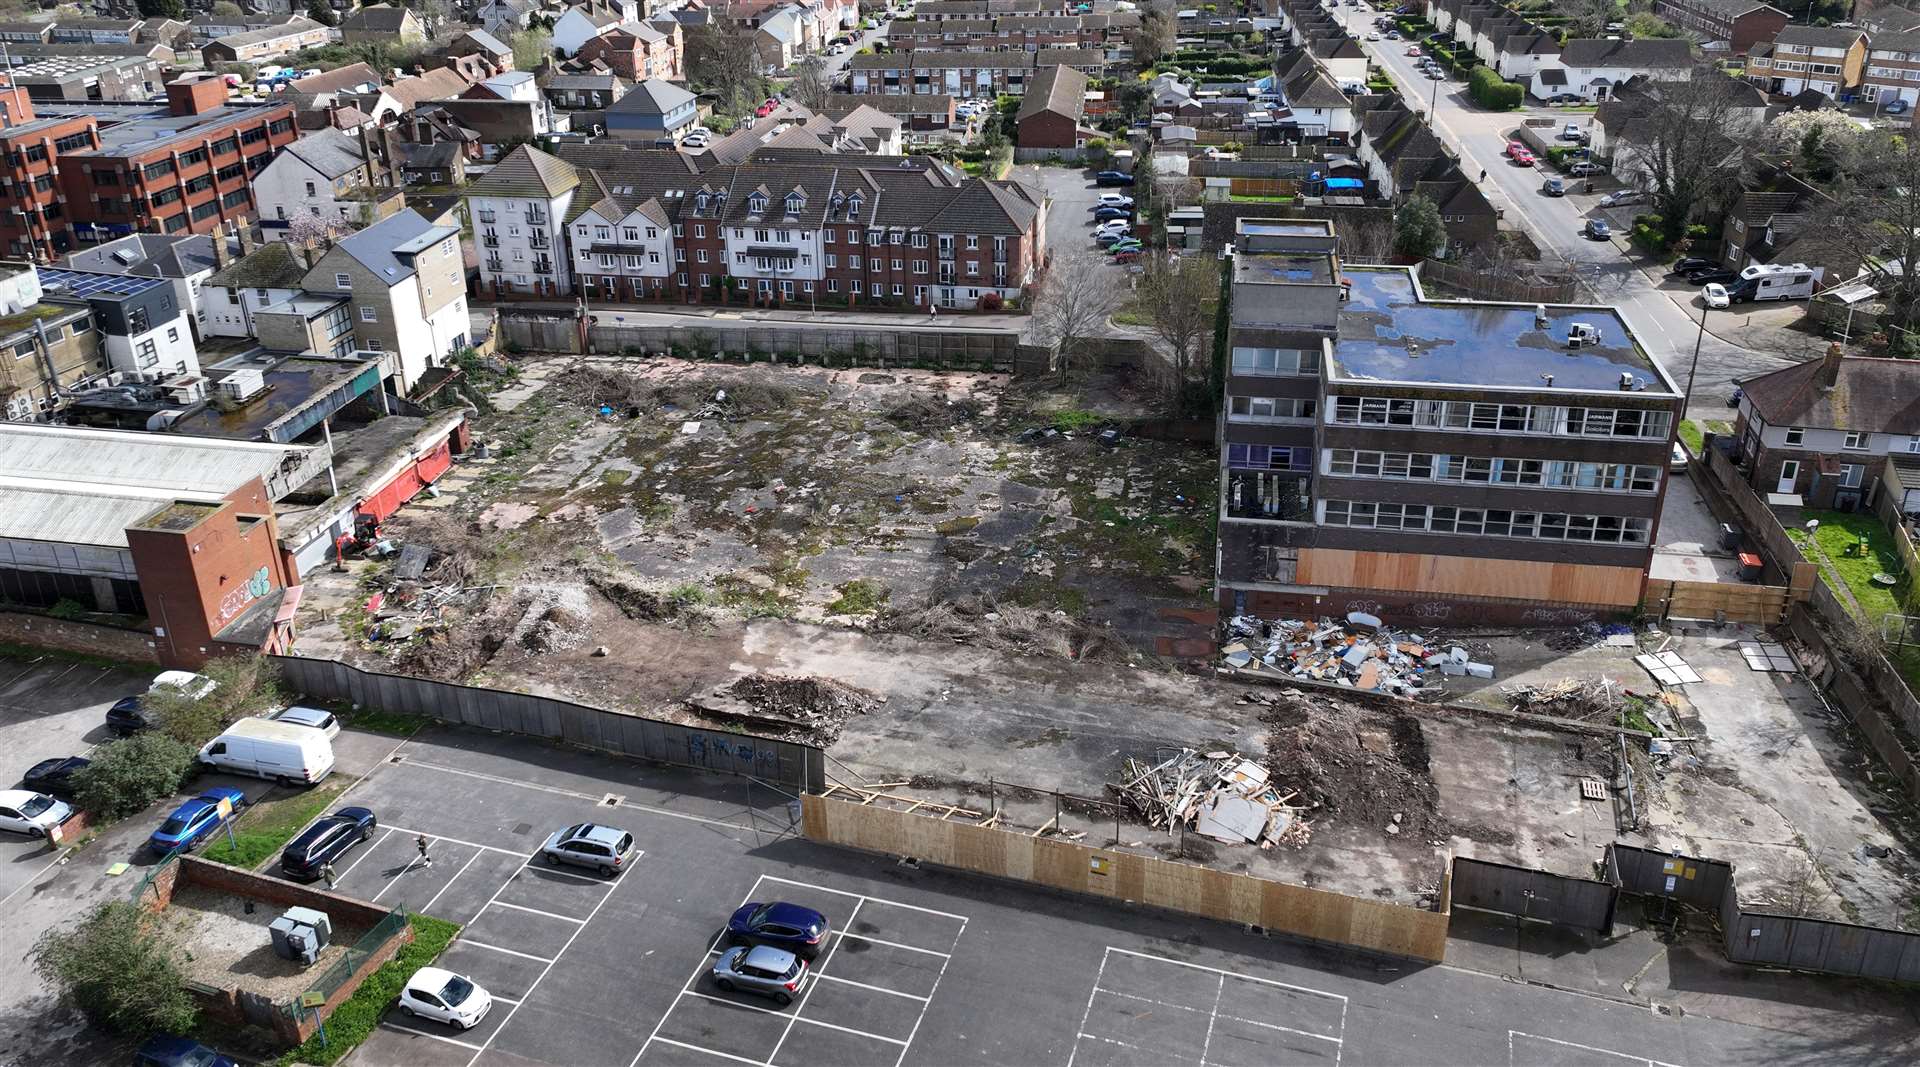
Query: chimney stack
211,221,233,270
236,217,254,257
1818,340,1845,390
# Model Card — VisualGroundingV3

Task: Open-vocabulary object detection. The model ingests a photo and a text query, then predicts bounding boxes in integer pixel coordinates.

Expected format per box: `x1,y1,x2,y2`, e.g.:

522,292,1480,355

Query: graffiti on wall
215,566,275,626
1519,607,1597,625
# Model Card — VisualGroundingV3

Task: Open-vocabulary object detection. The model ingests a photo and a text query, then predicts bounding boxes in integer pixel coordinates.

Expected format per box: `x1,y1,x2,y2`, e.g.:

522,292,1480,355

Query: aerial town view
0,0,1917,1063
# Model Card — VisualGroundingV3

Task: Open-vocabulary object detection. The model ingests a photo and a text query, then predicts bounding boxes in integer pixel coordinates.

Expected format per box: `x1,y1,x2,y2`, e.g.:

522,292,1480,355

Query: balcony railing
482,235,499,248
525,211,547,225
529,236,550,249
478,210,496,223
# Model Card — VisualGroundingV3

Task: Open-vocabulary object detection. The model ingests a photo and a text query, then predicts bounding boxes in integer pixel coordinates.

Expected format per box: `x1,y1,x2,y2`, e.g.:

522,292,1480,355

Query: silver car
537,822,635,877
712,945,809,1006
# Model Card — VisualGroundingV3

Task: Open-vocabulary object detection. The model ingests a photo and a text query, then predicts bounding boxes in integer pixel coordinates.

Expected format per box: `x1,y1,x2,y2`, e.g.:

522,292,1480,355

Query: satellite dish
1805,519,1820,532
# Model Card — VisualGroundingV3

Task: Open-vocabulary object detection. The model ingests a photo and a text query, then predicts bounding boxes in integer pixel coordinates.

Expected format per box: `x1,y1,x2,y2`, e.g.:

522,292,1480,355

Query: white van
198,719,335,786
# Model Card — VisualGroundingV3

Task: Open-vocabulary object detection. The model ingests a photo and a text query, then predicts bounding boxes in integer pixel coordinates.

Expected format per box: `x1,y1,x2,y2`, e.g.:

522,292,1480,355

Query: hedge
1466,66,1521,109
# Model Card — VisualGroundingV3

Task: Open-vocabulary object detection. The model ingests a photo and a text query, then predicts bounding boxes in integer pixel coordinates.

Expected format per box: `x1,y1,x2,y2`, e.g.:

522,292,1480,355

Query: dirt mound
388,590,516,681
585,569,696,623
552,366,652,412
881,589,1128,662
1260,690,1447,840
884,393,982,430
521,604,587,653
689,674,878,743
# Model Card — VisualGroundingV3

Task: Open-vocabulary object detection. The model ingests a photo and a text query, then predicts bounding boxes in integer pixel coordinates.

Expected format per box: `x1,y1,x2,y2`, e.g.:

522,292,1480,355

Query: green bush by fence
1467,66,1522,110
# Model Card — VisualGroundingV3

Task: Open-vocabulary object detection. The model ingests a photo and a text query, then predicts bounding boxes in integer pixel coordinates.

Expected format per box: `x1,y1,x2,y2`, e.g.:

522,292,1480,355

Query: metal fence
1450,856,1617,933
286,905,409,1017
1604,843,1735,909
270,656,826,794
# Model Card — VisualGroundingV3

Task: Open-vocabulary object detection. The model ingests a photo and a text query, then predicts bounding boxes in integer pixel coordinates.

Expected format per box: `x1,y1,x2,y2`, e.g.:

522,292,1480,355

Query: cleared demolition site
293,356,1920,965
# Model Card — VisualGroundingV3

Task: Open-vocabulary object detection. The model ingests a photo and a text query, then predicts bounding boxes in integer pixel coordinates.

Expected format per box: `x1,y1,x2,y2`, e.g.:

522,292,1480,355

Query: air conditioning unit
219,367,266,402
161,374,208,404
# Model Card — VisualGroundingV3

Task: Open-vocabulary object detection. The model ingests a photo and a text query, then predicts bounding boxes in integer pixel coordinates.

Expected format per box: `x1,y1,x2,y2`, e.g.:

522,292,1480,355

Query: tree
73,734,196,821
304,0,337,26
510,27,552,71
34,902,197,1037
1562,0,1621,38
1616,73,1752,241
1814,130,1920,336
1621,11,1681,38
1393,194,1448,259
141,653,284,748
1136,254,1219,409
1131,8,1176,69
1032,249,1124,373
1112,78,1151,127
788,56,833,111
685,21,766,115
135,0,186,18
1337,214,1397,264
210,0,245,16
403,0,453,39
1756,109,1862,176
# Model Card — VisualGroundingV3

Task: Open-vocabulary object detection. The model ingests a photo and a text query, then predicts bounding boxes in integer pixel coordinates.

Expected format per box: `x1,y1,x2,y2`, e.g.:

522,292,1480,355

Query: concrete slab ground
282,722,1917,1067
1652,469,1744,584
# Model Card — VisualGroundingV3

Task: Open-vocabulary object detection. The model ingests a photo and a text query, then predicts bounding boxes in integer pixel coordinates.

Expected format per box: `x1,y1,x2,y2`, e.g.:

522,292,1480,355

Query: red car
755,100,777,117
1112,250,1141,264
1405,45,1421,57
1511,148,1535,166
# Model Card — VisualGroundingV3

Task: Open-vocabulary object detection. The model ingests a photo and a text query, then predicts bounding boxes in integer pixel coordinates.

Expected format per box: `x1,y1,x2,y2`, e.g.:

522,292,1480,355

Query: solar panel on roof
38,267,165,299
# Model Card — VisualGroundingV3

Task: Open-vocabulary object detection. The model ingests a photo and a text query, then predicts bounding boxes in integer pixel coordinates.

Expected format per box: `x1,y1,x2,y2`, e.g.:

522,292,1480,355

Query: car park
267,705,339,739
147,788,246,855
280,806,377,881
728,900,830,959
1096,193,1134,208
1583,218,1611,240
1703,283,1730,309
1560,123,1583,140
106,695,157,736
401,968,494,1030
1094,170,1134,186
20,756,88,798
1093,206,1130,221
0,788,72,837
539,822,635,876
712,944,809,1006
1542,177,1565,197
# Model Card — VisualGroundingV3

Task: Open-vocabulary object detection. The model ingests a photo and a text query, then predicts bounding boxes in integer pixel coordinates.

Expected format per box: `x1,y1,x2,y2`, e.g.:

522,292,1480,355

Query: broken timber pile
1113,749,1310,849
1221,612,1495,696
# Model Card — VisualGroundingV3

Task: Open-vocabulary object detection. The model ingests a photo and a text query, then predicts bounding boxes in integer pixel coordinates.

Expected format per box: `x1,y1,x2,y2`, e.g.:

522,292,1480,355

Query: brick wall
0,611,158,664
176,855,394,928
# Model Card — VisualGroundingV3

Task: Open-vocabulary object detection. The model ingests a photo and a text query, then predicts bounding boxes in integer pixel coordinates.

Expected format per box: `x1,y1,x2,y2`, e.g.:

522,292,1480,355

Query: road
1346,6,1797,416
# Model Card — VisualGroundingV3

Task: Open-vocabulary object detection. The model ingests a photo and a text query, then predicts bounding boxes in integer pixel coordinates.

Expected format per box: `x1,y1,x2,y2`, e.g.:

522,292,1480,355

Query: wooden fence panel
1298,548,1643,607
1646,579,1790,624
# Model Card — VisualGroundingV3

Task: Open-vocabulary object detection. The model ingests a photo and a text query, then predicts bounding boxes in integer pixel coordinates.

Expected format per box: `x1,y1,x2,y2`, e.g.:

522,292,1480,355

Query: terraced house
846,48,1103,97
466,144,1048,310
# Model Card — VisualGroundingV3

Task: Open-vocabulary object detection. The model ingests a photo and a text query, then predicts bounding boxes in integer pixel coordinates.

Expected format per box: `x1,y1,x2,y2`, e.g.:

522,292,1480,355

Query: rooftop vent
219,368,266,403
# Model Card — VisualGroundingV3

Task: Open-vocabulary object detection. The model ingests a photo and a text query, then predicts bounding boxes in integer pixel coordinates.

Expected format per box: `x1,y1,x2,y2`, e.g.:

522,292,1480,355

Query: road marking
394,756,763,831
1509,1030,1684,1067
460,940,554,964
523,861,610,885
490,994,521,1006
488,899,588,924
768,898,863,1064
1065,945,1111,1067
814,973,930,1002
831,930,951,958
335,827,393,883
645,1036,770,1067
377,821,531,858
381,1022,484,1051
757,873,971,922
1104,946,1350,1004
420,850,483,917
1075,1031,1203,1065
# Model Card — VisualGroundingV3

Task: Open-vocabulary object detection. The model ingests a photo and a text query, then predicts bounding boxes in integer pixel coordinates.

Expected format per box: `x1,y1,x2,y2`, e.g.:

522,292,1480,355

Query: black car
281,807,377,881
1669,257,1715,276
1685,268,1739,286
106,696,156,736
21,757,88,798
1093,170,1134,186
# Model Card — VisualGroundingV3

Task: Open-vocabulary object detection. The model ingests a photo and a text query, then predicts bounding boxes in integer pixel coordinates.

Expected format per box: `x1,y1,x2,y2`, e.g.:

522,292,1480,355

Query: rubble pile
1544,621,1638,652
1113,748,1310,849
1502,677,1620,722
1221,612,1494,695
688,674,879,742
883,591,1129,662
1257,688,1448,840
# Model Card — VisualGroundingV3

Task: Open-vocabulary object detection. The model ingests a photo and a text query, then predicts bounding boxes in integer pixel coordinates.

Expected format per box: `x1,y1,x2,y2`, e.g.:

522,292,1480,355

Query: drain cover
511,822,532,836
602,793,625,807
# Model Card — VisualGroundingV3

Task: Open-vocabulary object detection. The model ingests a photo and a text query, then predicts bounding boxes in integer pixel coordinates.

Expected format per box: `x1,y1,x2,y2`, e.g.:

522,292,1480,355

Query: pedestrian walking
416,833,433,868
321,861,338,890
928,303,938,319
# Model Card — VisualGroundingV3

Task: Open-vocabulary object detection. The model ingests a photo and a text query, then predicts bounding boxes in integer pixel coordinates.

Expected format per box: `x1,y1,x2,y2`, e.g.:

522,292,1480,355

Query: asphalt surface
1349,9,1798,416
312,723,1886,1067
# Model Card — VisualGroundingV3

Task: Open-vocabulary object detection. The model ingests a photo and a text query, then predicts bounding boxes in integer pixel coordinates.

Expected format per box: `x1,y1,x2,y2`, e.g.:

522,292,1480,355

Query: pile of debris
1543,621,1638,652
688,673,878,742
882,590,1128,662
1259,687,1448,841
1112,749,1311,849
1221,612,1493,695
1502,677,1621,723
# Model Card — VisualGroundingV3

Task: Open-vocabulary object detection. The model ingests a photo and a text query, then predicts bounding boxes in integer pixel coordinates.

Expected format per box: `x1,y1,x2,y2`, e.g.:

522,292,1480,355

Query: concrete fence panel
1451,856,1617,932
271,656,823,792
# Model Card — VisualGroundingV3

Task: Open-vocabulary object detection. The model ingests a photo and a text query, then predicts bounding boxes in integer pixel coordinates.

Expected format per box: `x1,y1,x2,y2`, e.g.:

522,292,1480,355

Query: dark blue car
1093,170,1135,186
1092,206,1130,221
281,806,377,881
148,787,247,856
133,1035,234,1067
727,901,830,959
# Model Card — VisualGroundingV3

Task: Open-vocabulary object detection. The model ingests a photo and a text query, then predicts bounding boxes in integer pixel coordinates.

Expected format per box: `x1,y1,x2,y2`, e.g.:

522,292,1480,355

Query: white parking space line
335,827,394,883
491,994,522,1006
489,900,588,924
1065,949,1112,1067
648,1036,772,1067
1509,1031,1685,1067
814,973,931,1002
420,850,483,916
378,821,529,858
756,874,971,922
769,899,864,1064
381,1023,485,1051
1104,946,1351,1005
524,861,608,885
461,940,555,964
831,931,951,958
1072,946,1348,1067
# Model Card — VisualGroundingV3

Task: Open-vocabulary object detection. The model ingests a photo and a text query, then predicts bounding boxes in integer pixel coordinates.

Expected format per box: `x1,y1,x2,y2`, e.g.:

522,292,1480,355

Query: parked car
754,100,777,117
1106,239,1143,254
1703,282,1730,309
400,968,493,1030
133,1035,237,1067
1093,206,1130,221
682,131,709,149
150,671,217,701
1598,190,1645,209
280,806,377,881
1093,170,1134,186
1669,257,1715,276
0,789,72,837
1095,231,1131,247
1567,161,1602,177
1405,45,1421,56
1510,147,1535,166
106,695,157,736
1583,218,1611,240
1887,99,1911,115
1503,141,1526,159
198,719,334,786
1686,267,1738,286
539,822,635,876
1542,177,1565,197
147,787,247,855
1670,442,1689,474
267,706,339,739
712,944,809,1006
1092,222,1130,239
20,756,88,798
1548,92,1583,104
1112,250,1142,264
1560,123,1583,140
728,901,830,959
108,672,217,735
1095,193,1134,208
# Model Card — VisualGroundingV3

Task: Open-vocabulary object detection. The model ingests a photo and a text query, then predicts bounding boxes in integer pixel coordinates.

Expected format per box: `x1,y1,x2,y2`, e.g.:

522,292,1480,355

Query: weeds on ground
825,579,889,616
278,915,462,1066
343,709,426,738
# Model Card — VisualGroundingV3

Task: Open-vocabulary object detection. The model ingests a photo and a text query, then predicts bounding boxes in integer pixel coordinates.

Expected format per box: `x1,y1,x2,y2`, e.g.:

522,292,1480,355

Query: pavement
1651,466,1745,583
1355,26,1803,418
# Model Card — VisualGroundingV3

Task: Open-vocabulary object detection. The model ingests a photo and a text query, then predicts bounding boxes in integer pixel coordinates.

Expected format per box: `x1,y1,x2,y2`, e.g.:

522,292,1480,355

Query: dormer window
695,191,709,213
748,192,767,215
846,193,863,219
785,192,804,215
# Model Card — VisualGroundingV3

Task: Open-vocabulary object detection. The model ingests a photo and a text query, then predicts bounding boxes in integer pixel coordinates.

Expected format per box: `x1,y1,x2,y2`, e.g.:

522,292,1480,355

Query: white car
1093,221,1130,238
400,968,494,1030
150,671,217,701
682,132,709,148
1096,193,1134,208
267,705,340,739
1703,283,1730,309
0,789,73,837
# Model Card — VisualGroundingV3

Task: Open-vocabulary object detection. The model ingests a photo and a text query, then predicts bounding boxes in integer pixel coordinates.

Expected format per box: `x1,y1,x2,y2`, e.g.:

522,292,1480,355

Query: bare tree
1032,249,1125,374
1616,73,1754,240
1817,130,1920,339
1336,215,1395,263
789,57,833,112
686,21,767,115
1135,253,1218,399
1562,0,1618,38
1130,8,1175,69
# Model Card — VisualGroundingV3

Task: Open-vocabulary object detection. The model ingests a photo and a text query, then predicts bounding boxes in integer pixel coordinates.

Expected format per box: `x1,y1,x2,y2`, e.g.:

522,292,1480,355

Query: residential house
1528,38,1694,102
401,142,468,186
554,1,626,56
546,73,629,112
1715,162,1855,281
467,145,580,298
254,128,402,235
847,48,1103,98
1747,25,1867,99
703,102,903,163
1653,0,1789,56
199,240,311,339
428,96,556,156
1861,30,1920,110
202,17,331,63
59,229,249,340
1015,64,1091,150
824,91,956,132
47,18,143,45
604,78,697,140
300,209,469,393
1309,36,1369,90
450,28,516,72
0,22,51,45
0,263,104,421
1492,28,1562,82
1593,73,1764,180
1280,63,1356,142
1734,347,1920,510
341,5,427,45
352,67,474,123
188,14,294,45
577,20,683,82
37,266,200,382
476,0,539,35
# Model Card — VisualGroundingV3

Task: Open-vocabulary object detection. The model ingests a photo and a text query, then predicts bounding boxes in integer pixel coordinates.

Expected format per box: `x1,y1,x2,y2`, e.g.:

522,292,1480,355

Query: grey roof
332,210,458,284
1018,64,1088,122
1739,356,1920,434
208,15,323,48
466,143,582,198
1867,30,1920,55
279,128,365,180
460,27,513,55
205,241,306,289
0,424,310,548
1557,37,1694,69
823,92,954,114
342,4,416,31
609,78,695,115
1774,25,1866,50
60,233,232,280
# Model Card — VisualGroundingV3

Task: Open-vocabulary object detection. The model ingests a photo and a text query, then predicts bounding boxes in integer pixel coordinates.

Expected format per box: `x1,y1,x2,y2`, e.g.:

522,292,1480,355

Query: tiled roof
1739,356,1920,434
1774,25,1865,49
209,16,322,47
290,62,381,96
331,209,457,284
610,78,695,115
206,241,306,289
1017,63,1087,122
278,128,364,180
467,143,582,198
342,5,415,31
459,28,513,55
1868,30,1920,55
1557,37,1694,69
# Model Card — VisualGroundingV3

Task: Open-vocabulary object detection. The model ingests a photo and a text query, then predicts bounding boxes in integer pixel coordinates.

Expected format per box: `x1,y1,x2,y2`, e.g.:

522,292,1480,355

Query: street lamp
1683,296,1708,416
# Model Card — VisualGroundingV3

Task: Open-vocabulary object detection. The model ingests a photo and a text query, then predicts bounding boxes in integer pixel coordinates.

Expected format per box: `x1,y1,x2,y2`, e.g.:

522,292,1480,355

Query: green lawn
1112,302,1153,326
1229,194,1295,203
1787,509,1913,621
204,782,347,871
1677,418,1733,456
280,914,462,1066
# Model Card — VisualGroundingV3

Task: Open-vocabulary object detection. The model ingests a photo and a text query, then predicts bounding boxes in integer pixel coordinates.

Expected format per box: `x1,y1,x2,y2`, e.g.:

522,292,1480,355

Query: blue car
133,1035,235,1067
1093,170,1135,186
1093,206,1130,221
727,901,830,959
148,787,247,856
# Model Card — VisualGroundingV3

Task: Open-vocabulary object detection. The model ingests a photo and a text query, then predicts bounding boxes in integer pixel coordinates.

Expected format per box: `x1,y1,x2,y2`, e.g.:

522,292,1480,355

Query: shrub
73,734,197,821
33,901,196,1037
1467,67,1522,110
142,653,285,748
979,291,1004,311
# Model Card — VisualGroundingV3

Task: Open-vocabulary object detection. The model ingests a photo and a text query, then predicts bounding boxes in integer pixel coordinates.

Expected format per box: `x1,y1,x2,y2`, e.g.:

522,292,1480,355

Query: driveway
1652,467,1744,583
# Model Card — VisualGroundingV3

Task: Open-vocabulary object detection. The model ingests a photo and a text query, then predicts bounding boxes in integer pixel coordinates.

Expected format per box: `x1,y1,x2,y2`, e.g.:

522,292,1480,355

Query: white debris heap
1219,611,1495,694
1113,749,1312,849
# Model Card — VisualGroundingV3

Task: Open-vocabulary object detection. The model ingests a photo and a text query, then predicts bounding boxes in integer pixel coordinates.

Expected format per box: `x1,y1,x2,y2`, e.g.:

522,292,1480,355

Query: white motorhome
1729,262,1822,304
198,719,335,786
